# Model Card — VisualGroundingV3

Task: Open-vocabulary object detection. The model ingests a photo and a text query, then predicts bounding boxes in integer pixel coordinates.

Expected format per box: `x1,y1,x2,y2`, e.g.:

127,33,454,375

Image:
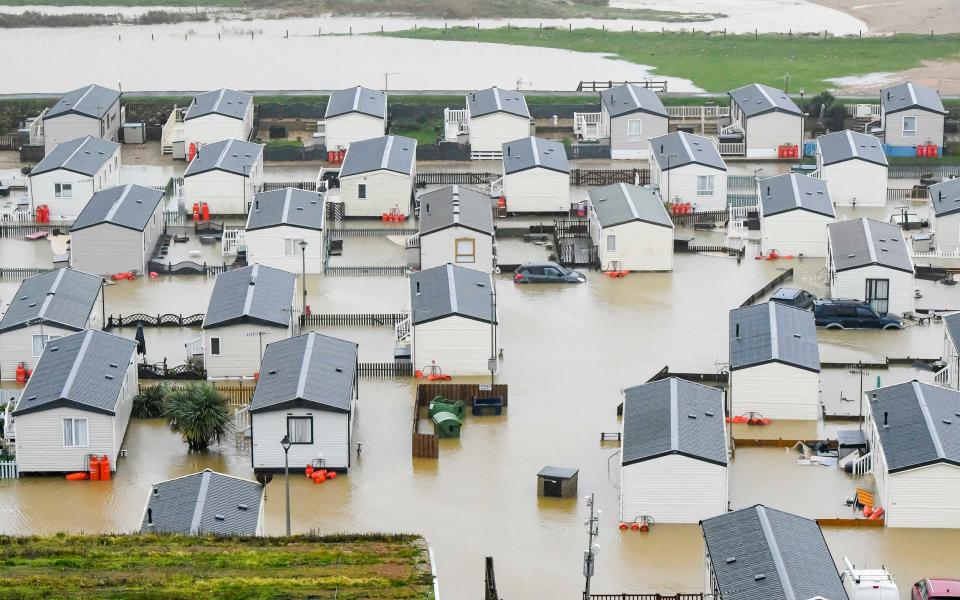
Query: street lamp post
281,434,292,536
299,240,308,321
663,153,678,206
799,87,806,154
582,493,600,600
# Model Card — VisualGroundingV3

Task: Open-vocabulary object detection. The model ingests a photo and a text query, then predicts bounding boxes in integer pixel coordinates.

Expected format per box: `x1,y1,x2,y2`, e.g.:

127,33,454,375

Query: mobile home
929,178,960,254
338,135,417,218
649,131,727,210
416,185,495,272
501,136,569,214
600,84,669,160
465,87,531,158
727,83,802,158
29,136,121,222
245,188,326,273
587,182,673,272
941,313,960,390
323,86,387,151
41,84,121,153
183,88,254,150
880,82,945,150
816,130,888,207
758,173,835,257
142,469,265,536
182,138,264,215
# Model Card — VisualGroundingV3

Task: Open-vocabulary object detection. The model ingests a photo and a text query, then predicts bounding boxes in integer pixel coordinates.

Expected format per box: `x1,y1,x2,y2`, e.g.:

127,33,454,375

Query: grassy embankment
384,27,960,94
0,533,434,599
0,10,208,27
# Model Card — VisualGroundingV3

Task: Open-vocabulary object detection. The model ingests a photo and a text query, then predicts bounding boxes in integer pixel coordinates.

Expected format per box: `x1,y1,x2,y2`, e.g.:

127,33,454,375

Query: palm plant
132,383,169,418
165,382,232,451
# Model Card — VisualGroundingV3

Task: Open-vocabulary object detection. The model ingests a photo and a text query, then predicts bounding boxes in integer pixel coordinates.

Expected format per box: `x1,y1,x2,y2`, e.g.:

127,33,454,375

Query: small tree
165,382,232,451
133,383,169,418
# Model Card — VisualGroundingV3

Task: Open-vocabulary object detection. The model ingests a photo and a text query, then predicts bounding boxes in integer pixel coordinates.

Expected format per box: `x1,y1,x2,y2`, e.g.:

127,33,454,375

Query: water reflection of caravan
841,557,899,600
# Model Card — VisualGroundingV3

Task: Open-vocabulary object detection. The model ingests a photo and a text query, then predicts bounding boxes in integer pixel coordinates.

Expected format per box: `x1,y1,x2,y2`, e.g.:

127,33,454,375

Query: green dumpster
429,397,466,420
432,411,462,438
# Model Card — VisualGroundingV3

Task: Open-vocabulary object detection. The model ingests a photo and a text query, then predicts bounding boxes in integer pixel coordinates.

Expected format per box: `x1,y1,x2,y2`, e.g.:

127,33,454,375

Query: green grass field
385,27,960,93
0,533,434,599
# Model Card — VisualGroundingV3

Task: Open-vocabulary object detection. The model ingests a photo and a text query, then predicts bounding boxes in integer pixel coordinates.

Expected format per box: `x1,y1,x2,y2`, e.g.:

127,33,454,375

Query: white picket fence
0,461,18,479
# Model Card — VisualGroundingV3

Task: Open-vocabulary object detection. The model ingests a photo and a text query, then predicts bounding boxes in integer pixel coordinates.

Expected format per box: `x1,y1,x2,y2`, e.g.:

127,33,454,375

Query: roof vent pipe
884,411,888,426
416,281,421,295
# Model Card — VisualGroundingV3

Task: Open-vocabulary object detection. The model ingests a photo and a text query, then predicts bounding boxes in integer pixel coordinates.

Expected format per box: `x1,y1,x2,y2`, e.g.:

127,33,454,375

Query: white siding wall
14,407,115,473
43,101,121,153
933,212,960,254
760,211,833,257
620,455,727,523
467,112,531,154
324,114,386,151
185,111,254,149
205,322,288,380
111,357,138,466
503,168,568,213
252,408,350,470
830,265,915,316
183,159,264,215
30,151,122,221
70,223,146,275
340,170,413,217
609,112,668,160
412,316,493,376
650,164,727,211
244,225,326,273
595,220,673,272
730,362,820,420
885,463,960,528
0,323,80,380
744,111,802,158
883,109,945,147
821,161,887,207
419,227,495,272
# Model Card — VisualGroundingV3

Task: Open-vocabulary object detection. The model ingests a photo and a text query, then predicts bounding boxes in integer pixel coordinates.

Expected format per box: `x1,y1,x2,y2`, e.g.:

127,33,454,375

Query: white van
842,557,900,600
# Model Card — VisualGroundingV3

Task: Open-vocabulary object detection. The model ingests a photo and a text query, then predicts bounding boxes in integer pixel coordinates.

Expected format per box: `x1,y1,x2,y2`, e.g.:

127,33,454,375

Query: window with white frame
606,234,616,252
696,175,715,196
32,334,58,356
358,183,367,199
626,119,642,141
902,116,917,136
210,337,221,356
287,415,313,444
455,238,476,263
63,418,89,447
284,238,304,257
54,183,72,198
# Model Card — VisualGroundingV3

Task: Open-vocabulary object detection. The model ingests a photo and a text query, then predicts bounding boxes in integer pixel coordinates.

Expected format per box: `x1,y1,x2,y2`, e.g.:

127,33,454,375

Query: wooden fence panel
416,383,509,407
138,382,254,410
325,266,407,276
302,313,406,327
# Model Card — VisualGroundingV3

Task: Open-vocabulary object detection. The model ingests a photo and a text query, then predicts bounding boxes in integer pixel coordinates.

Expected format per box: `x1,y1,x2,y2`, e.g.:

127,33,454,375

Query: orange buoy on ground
306,465,314,478
869,507,885,520
618,522,628,531
66,472,89,481
99,455,111,480
327,471,337,479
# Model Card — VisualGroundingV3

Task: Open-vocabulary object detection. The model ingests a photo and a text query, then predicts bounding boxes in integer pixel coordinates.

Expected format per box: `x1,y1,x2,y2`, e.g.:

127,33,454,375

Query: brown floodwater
2,166,960,598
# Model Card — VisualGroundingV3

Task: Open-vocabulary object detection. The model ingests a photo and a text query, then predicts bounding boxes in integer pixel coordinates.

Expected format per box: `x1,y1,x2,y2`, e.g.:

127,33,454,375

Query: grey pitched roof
538,466,577,479
184,88,253,121
881,82,945,115
44,84,120,120
12,329,137,417
183,139,263,178
31,136,120,177
868,381,960,473
650,131,727,171
0,268,102,334
141,469,263,536
728,83,801,118
502,137,569,175
246,188,325,232
588,183,671,229
325,86,387,119
410,264,495,325
249,332,357,414
827,218,913,274
945,313,960,349
817,130,888,167
929,178,960,218
202,264,296,329
339,135,417,178
729,301,820,373
700,505,848,600
466,87,530,119
622,377,726,467
70,184,164,233
758,173,834,218
599,84,668,118
419,185,494,236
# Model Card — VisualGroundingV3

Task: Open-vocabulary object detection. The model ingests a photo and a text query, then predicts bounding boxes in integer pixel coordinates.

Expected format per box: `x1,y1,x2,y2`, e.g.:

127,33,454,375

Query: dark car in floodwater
514,262,586,284
770,287,817,310
814,299,903,330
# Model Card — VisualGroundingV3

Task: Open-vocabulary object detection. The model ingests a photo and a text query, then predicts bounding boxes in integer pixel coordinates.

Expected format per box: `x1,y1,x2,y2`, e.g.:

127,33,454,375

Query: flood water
2,148,960,598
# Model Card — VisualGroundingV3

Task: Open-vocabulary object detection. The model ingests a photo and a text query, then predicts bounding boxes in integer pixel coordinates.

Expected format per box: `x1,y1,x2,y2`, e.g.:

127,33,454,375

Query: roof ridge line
190,470,212,535
72,85,96,113
756,506,797,600
845,130,858,159
625,84,641,109
281,187,293,224
789,173,802,208
913,381,946,460
906,82,918,106
60,329,94,400
242,265,259,317
446,264,459,314
620,183,641,220
861,218,878,263
104,184,134,222
352,86,362,111
37,268,67,321
768,302,780,362
669,377,679,452
755,84,776,108
381,136,395,170
296,332,316,400
530,138,541,168
213,88,227,113
60,137,91,171
676,132,696,163
493,87,503,111
214,139,233,171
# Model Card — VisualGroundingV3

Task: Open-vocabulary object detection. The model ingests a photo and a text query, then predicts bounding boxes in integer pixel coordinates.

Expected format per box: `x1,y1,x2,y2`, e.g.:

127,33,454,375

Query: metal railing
222,227,245,255
887,187,928,202
718,142,745,156
576,79,668,93
395,314,412,342
573,111,604,141
719,121,743,136
850,452,873,478
935,365,952,388
844,103,882,120
0,461,18,480
666,105,730,120
161,106,186,155
443,107,468,142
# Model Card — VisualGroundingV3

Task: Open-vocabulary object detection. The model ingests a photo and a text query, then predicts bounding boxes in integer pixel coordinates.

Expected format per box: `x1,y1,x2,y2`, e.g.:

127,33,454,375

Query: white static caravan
0,268,104,380
182,138,264,215
249,332,358,472
880,82,946,149
942,313,960,390
599,84,669,160
465,87,531,158
758,173,835,257
182,88,255,149
338,135,417,218
587,183,673,272
41,84,122,154
501,137,569,214
12,329,137,474
323,86,387,152
201,264,297,380
929,178,960,254
816,130,888,207
701,505,849,600
648,131,727,211
69,184,164,276
866,381,960,528
826,218,915,316
29,136,121,222
245,188,326,274
727,83,802,158
729,301,821,421
409,264,497,377
142,469,265,536
619,377,727,524
416,186,495,272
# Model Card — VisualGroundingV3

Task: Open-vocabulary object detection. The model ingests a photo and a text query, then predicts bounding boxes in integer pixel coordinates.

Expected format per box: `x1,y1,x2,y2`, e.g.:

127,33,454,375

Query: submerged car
514,261,586,284
770,287,817,310
814,299,903,330
912,578,960,600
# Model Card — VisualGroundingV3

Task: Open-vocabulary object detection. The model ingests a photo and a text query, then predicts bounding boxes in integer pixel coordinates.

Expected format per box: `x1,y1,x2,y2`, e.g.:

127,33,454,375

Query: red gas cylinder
201,203,210,221
305,305,311,317
192,203,200,221
15,363,26,384
327,471,337,479
791,146,799,158
618,522,628,531
89,455,101,481
916,144,925,157
253,372,260,381
498,196,506,208
929,143,938,157
305,464,314,478
189,143,197,161
337,149,346,163
99,455,111,480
